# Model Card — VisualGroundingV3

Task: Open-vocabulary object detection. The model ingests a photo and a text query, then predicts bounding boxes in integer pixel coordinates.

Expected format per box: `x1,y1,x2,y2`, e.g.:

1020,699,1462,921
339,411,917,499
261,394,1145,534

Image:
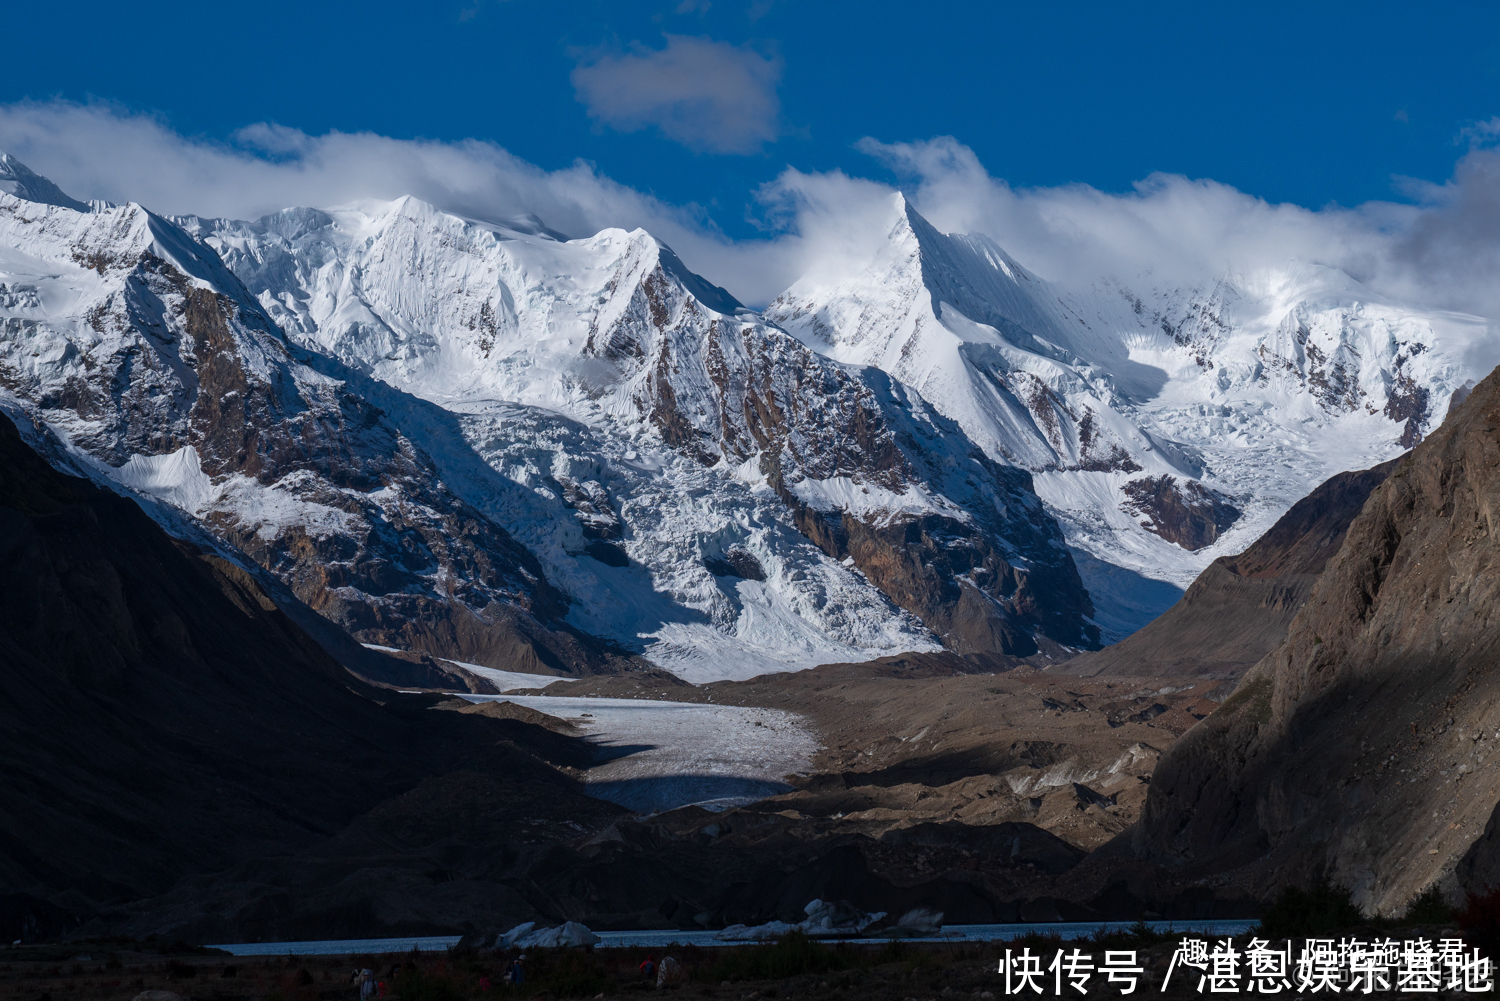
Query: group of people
638,955,684,987
350,967,384,999
347,950,675,993
475,956,528,989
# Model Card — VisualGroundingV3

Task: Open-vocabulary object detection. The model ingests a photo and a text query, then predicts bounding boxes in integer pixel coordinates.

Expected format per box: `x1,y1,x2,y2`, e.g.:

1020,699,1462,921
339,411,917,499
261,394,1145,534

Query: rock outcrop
766,192,1479,589
0,180,647,677
1119,475,1241,552
1131,364,1500,914
1062,457,1400,677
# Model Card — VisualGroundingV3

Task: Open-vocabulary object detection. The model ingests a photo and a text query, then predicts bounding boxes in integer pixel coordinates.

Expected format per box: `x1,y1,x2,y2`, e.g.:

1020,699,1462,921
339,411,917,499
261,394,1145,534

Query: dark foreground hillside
1059,456,1400,679
0,411,621,942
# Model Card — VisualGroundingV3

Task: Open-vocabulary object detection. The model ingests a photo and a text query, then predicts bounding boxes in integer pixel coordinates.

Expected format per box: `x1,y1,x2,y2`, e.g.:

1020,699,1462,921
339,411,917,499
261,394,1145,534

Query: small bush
1401,886,1454,925
1258,880,1363,938
1088,920,1174,947
1007,931,1063,954
394,963,468,1001
1128,920,1176,945
874,939,938,971
392,949,615,1000
526,950,612,998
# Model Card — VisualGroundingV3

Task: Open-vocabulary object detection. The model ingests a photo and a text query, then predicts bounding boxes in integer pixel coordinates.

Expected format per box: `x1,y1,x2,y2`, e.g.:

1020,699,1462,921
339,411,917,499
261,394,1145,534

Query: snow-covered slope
766,194,1486,606
184,197,1097,668
9,153,1471,666
0,153,89,212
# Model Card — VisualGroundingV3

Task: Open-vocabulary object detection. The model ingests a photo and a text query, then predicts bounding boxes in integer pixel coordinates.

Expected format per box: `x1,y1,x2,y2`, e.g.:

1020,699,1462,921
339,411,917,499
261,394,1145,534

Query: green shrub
1401,886,1454,925
1258,880,1363,938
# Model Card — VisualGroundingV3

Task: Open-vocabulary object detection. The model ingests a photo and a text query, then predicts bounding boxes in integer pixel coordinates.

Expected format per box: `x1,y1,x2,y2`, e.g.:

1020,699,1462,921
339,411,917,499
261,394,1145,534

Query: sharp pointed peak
0,152,90,212
886,191,947,243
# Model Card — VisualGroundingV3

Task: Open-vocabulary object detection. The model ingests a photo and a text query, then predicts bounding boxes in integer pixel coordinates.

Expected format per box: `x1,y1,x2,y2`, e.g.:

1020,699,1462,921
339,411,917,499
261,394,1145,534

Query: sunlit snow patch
112,446,218,512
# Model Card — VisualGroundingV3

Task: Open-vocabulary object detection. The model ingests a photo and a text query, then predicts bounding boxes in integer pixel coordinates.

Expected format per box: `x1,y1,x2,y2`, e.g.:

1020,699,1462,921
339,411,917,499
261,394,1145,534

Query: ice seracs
188,194,1097,661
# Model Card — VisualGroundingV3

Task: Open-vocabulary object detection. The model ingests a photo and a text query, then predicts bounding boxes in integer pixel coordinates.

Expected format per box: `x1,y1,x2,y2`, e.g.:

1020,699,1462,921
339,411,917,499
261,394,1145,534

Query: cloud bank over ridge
1,99,1498,327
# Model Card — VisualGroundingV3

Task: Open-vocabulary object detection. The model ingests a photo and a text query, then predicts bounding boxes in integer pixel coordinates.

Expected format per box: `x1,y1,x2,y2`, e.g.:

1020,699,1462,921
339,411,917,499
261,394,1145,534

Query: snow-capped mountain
2,152,1482,672
184,197,1096,665
0,158,1097,684
766,194,1486,620
0,178,602,677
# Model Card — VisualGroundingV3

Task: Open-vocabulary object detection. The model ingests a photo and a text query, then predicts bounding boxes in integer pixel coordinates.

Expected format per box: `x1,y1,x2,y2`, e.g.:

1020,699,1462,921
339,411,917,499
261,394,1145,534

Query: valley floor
513,656,1232,854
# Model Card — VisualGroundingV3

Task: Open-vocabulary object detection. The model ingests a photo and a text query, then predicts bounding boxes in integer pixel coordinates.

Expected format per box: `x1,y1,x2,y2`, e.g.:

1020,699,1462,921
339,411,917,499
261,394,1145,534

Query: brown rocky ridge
1120,474,1242,552
560,234,1101,655
1123,361,1500,915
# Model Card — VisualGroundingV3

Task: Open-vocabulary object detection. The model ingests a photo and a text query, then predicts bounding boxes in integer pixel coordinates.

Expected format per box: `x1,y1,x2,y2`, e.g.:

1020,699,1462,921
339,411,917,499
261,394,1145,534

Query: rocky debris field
520,658,1234,853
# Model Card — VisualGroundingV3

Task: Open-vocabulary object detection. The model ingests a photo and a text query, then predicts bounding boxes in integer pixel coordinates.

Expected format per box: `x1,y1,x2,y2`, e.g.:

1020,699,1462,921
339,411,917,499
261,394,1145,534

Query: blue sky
5,0,1498,239
3,1,1499,320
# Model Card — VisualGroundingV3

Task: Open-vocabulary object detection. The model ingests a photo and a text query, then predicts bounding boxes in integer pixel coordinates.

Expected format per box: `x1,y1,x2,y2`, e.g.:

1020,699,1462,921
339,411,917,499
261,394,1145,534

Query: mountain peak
0,153,90,212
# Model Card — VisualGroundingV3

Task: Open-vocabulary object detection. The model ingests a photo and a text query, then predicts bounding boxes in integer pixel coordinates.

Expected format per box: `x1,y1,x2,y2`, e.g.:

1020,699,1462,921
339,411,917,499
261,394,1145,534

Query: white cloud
778,135,1500,325
0,99,1498,329
570,35,781,154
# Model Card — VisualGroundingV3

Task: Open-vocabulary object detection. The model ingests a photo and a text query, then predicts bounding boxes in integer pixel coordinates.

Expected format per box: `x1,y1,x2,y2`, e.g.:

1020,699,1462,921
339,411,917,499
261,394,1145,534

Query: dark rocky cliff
1130,365,1500,914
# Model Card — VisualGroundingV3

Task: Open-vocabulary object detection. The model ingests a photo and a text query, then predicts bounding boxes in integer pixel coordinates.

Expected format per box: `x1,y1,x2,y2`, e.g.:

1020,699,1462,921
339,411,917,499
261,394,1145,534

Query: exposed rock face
766,193,1479,594
587,254,1098,653
1120,475,1241,551
1063,458,1400,678
705,546,766,581
1131,364,1500,914
753,370,1098,655
765,195,1166,474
